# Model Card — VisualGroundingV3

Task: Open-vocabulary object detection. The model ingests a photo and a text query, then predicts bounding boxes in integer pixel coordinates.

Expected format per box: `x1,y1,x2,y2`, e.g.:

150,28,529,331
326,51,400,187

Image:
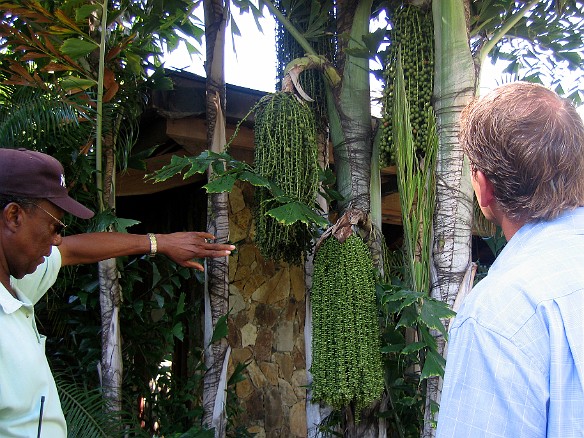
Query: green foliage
151,149,328,230
45,251,249,436
311,235,385,414
0,88,93,151
392,52,437,296
55,374,148,438
253,91,320,264
376,279,455,437
472,0,584,104
380,4,434,166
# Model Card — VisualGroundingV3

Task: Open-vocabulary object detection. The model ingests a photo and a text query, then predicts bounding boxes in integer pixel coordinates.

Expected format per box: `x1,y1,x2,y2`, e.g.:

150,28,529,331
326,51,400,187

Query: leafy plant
376,279,455,437
55,373,148,438
253,91,320,264
150,150,329,235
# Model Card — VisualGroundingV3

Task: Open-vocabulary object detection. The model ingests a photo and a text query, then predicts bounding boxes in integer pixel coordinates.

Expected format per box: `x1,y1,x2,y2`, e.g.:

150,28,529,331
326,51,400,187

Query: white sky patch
163,7,583,118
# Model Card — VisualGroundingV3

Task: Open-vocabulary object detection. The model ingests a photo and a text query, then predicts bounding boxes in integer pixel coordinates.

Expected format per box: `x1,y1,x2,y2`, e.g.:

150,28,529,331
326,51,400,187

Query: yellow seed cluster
311,235,385,412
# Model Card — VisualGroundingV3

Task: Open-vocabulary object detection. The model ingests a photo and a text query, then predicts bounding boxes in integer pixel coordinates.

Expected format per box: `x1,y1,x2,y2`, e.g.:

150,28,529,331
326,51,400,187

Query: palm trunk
202,1,230,436
332,0,374,214
99,142,123,416
98,258,123,413
332,2,385,437
423,1,476,436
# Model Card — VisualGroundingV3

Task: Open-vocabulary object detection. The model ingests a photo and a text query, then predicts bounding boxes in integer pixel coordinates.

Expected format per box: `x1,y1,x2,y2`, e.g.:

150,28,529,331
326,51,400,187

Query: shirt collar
0,280,31,314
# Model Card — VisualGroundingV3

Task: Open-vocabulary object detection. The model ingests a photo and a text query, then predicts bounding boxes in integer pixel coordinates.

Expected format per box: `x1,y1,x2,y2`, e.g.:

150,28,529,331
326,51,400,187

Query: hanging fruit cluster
311,234,384,412
380,5,434,167
253,91,319,264
275,0,335,136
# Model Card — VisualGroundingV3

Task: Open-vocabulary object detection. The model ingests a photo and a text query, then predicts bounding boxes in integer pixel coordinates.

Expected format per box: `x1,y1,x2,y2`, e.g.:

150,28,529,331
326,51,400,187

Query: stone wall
227,181,308,438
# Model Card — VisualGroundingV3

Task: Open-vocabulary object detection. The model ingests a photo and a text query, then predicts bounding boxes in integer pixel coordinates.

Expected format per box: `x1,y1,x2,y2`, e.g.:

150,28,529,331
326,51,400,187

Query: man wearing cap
0,148,235,437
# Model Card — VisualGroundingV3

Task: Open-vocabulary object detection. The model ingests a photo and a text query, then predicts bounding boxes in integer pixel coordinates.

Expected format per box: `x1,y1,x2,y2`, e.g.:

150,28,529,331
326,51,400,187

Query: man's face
7,200,64,279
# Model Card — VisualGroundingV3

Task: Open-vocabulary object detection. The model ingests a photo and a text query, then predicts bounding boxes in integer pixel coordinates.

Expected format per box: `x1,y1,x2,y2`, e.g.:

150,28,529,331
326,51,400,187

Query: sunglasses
29,203,68,236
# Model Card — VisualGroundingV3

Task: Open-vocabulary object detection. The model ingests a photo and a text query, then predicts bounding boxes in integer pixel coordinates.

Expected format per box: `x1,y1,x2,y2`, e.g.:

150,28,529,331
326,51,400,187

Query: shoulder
458,210,584,333
12,248,62,304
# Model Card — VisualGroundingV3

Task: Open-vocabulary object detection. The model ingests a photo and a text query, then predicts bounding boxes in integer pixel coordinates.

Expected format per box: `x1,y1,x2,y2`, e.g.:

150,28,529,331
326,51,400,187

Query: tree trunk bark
330,1,386,436
99,140,123,418
202,1,230,436
98,257,123,413
423,1,476,436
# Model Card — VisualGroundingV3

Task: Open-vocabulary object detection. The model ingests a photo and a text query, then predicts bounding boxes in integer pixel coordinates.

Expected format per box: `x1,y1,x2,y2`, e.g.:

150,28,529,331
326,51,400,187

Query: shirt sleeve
12,247,62,305
436,316,548,437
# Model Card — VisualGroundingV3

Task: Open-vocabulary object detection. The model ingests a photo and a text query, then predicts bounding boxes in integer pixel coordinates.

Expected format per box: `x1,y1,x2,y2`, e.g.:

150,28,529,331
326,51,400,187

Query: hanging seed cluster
380,5,434,166
275,0,335,135
311,235,384,412
253,92,319,264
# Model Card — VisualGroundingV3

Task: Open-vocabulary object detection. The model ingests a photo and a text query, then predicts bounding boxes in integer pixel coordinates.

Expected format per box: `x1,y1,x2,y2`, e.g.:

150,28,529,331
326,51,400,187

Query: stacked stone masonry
227,181,308,438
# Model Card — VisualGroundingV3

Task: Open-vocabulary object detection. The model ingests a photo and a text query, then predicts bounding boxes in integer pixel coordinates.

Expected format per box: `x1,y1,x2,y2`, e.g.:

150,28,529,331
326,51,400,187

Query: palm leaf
55,374,147,438
0,85,95,151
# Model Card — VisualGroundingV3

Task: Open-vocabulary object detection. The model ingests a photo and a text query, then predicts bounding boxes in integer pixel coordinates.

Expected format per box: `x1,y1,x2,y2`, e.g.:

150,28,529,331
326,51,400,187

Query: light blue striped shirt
437,207,584,437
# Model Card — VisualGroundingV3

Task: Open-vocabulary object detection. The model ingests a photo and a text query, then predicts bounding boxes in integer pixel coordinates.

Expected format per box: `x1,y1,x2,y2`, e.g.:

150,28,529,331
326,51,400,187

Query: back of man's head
460,81,584,222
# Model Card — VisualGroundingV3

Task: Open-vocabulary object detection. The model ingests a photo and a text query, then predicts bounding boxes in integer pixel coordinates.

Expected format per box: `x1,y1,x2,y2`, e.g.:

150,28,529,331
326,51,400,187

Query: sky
163,8,584,119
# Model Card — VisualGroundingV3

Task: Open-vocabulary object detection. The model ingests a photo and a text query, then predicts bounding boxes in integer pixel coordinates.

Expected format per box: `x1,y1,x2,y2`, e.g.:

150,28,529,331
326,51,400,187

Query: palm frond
0,86,95,151
55,374,147,438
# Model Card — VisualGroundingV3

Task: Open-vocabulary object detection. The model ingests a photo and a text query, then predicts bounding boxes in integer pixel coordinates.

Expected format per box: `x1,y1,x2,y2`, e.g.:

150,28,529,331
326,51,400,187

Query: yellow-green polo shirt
0,248,66,437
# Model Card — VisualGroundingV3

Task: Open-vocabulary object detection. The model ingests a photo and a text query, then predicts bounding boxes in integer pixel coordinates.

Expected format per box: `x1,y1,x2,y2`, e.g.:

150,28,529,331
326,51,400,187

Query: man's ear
474,170,496,208
2,202,23,233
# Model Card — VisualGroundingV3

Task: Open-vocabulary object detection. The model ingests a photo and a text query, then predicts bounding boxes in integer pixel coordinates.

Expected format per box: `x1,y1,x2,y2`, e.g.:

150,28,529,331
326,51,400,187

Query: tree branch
478,0,539,65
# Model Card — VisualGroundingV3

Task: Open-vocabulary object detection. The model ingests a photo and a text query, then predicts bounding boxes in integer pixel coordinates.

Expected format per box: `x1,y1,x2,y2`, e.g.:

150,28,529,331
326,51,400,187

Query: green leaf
172,322,184,341
381,344,405,354
60,38,98,58
184,159,211,179
151,263,161,287
396,305,418,329
132,300,144,316
60,76,96,92
176,292,186,315
75,4,101,21
362,28,386,54
385,288,423,302
265,201,328,228
204,173,237,193
153,292,164,308
401,342,426,355
113,217,141,233
125,52,142,75
210,314,228,344
239,170,271,187
150,155,191,182
420,350,446,380
319,166,336,185
420,298,455,337
227,361,249,386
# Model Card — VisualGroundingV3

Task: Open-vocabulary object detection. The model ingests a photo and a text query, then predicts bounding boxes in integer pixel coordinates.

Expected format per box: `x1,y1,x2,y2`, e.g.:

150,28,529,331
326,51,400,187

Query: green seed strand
380,5,434,167
253,92,319,264
311,235,384,412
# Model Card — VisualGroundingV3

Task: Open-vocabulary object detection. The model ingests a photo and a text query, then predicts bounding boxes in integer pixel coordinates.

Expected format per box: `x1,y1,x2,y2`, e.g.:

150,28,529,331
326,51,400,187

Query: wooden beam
116,150,204,197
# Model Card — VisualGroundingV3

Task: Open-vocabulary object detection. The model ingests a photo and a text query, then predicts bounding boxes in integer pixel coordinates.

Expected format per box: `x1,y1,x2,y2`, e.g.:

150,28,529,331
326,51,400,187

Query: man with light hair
437,82,584,437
